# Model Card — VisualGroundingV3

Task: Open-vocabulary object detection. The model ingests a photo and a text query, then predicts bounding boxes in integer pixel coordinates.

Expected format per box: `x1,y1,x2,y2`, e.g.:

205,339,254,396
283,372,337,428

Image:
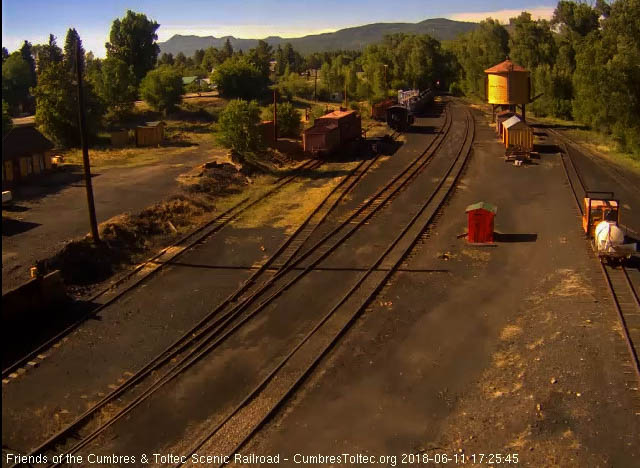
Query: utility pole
314,69,318,102
75,41,99,242
344,81,348,109
273,88,278,143
383,64,388,92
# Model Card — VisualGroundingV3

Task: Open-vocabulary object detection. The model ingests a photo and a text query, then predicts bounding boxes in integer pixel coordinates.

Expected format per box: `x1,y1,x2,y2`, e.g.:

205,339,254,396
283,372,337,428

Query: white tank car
594,220,637,258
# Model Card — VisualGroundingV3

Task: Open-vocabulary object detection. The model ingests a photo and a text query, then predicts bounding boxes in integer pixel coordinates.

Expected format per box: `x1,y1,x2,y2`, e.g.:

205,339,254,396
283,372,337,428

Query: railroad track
174,105,475,467
558,141,640,385
17,105,454,466
2,158,323,379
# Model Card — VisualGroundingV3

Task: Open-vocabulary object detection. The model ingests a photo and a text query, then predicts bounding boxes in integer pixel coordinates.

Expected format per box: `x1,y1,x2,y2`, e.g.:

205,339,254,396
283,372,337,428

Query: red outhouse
466,202,497,243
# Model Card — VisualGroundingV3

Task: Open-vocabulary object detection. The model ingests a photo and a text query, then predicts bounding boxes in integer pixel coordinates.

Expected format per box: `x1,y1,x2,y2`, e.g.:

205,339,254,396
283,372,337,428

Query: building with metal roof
2,125,55,186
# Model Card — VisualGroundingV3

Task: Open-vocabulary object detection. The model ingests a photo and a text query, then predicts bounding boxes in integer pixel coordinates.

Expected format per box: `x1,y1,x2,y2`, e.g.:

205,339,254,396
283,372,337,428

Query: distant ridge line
158,18,478,56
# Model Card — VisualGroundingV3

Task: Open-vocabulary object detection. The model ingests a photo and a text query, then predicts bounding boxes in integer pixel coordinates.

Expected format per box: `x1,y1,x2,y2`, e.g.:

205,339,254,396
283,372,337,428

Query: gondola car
386,105,414,131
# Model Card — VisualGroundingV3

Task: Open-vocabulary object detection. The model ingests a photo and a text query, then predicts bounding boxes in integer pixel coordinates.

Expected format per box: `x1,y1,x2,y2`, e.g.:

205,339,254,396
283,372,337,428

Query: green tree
2,100,13,136
552,1,600,37
193,48,205,67
572,0,640,154
158,52,174,66
1,47,8,62
19,40,37,88
2,53,32,113
63,28,84,73
89,57,138,121
106,10,160,83
217,99,262,152
264,101,302,138
509,12,556,70
175,52,187,66
202,47,222,72
211,56,268,99
35,34,64,69
447,18,509,97
222,38,234,60
33,60,103,146
139,65,183,114
248,40,273,76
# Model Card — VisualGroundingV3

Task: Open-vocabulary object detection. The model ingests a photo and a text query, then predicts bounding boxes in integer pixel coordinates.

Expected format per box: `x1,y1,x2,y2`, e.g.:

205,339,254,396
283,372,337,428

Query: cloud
449,6,555,23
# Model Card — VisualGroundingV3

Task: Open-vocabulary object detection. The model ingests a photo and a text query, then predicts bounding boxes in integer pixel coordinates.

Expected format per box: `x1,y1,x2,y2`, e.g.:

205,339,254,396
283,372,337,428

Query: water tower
484,57,531,122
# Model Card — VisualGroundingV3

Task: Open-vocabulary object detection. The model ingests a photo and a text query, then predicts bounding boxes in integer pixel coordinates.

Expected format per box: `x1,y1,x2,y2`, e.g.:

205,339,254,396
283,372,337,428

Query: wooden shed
135,121,165,147
110,129,130,147
466,202,497,243
502,116,533,152
2,125,54,187
303,123,340,155
496,111,519,136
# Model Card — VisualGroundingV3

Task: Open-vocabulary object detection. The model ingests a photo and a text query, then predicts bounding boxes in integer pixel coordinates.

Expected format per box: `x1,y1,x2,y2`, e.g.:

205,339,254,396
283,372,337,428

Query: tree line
3,1,638,156
447,0,639,155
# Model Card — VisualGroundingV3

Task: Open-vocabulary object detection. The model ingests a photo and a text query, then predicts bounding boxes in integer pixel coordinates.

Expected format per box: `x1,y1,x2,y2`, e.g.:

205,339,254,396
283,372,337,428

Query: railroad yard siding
243,106,640,466
1,106,447,453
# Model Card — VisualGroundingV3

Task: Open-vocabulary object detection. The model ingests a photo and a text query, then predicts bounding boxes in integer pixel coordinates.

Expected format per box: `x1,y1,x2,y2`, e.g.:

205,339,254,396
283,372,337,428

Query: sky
2,0,557,57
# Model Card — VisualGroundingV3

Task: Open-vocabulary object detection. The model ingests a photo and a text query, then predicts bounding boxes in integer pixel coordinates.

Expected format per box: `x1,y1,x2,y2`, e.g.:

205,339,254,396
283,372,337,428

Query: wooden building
110,129,130,147
135,121,165,147
2,125,54,187
466,202,497,243
502,116,533,152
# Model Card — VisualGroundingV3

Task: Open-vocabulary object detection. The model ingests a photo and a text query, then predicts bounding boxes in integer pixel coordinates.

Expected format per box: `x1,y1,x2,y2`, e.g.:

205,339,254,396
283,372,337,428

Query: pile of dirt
47,195,213,286
183,160,250,195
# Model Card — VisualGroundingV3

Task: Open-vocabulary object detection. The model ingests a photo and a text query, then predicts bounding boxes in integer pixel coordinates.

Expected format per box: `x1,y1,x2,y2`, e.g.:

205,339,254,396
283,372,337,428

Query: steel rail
40,104,454,465
557,130,640,386
2,159,323,379
182,106,475,467
26,153,377,463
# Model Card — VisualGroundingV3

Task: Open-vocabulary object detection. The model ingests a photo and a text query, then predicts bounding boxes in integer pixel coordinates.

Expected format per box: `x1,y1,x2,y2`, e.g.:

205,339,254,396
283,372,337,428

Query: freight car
303,109,362,155
371,98,396,121
386,105,414,131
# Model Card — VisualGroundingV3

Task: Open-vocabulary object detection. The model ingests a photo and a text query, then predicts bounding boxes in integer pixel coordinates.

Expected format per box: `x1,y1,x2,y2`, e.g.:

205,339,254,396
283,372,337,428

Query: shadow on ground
494,232,538,243
9,166,94,202
2,217,41,237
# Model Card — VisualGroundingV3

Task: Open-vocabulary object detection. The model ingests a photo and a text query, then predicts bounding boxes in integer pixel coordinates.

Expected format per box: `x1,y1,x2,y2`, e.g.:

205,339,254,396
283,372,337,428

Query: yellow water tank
485,59,530,105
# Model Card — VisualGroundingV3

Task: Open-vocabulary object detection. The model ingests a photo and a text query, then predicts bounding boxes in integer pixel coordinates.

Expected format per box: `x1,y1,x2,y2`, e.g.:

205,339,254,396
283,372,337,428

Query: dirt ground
1,140,223,293
241,104,640,466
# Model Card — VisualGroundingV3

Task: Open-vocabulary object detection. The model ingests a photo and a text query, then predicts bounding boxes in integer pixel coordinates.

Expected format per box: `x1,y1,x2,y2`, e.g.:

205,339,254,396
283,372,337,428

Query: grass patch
531,114,640,175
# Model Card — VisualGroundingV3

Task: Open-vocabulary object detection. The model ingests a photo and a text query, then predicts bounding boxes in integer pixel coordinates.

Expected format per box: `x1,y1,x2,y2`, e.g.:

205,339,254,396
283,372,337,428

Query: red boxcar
315,110,362,144
303,123,340,155
466,202,497,243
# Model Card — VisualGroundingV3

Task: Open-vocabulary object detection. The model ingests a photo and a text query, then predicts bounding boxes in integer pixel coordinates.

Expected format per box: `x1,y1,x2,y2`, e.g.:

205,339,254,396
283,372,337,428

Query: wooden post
273,89,278,143
314,69,318,102
75,41,99,242
344,81,347,109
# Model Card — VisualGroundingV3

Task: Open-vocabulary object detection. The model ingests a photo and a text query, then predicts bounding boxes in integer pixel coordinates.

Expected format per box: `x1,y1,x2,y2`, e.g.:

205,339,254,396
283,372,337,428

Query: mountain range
158,18,477,56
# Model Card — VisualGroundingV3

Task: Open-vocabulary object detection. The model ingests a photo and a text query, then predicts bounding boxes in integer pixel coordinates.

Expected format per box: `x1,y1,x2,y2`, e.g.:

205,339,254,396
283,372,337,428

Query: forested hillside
158,18,477,56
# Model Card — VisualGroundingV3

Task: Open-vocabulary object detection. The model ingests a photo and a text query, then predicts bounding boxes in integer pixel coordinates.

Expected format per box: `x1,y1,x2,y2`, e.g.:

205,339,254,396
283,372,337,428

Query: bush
218,99,262,152
449,81,463,96
264,101,302,138
140,65,184,114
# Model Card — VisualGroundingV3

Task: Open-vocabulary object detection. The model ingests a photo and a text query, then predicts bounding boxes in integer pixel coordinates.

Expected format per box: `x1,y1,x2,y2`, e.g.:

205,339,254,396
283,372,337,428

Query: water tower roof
484,59,527,74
